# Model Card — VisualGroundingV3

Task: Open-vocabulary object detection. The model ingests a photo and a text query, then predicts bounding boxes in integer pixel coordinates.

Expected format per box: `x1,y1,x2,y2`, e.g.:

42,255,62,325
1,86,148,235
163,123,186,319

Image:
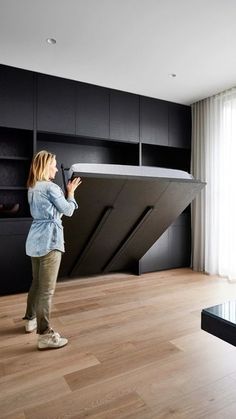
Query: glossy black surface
202,301,236,325
201,301,236,347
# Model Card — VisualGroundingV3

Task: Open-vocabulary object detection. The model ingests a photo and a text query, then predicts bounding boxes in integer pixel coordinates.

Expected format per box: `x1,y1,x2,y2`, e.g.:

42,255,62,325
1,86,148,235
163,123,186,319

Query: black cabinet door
139,213,191,273
76,83,109,138
139,230,169,273
0,220,32,295
0,65,34,129
168,103,191,149
140,97,168,146
168,214,191,268
37,74,76,134
110,91,139,142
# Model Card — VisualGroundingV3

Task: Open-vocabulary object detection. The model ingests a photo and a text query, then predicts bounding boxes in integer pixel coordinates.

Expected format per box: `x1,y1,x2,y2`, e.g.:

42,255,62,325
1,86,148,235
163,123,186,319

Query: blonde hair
27,150,56,188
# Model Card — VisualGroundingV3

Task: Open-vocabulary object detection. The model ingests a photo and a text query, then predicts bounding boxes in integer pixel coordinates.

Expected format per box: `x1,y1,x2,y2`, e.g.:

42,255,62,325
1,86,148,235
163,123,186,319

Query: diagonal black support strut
102,206,154,273
70,206,114,276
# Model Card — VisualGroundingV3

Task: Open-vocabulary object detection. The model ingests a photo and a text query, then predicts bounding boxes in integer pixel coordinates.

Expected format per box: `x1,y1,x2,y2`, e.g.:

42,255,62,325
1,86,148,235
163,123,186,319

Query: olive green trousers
24,250,62,334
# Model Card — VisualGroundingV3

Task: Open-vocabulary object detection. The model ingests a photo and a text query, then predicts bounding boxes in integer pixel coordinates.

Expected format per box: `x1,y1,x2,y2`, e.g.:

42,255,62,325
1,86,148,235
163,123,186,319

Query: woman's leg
23,257,40,320
36,250,62,334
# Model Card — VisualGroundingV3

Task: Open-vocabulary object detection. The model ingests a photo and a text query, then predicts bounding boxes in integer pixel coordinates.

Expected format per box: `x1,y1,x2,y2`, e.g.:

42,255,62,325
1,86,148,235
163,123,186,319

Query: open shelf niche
37,131,140,188
0,127,33,218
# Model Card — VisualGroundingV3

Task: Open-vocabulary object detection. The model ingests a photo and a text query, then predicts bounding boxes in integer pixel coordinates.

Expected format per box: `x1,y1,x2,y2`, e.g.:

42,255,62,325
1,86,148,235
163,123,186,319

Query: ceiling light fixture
46,38,56,45
168,73,177,78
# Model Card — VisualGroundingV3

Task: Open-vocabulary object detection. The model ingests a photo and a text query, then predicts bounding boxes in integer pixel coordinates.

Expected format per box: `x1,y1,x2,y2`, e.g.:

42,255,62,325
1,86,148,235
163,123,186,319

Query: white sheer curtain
191,87,236,279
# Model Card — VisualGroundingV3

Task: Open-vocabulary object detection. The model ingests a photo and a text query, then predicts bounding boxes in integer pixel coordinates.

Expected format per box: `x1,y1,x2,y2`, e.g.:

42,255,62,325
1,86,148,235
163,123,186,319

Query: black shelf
0,159,30,188
0,189,30,218
36,130,139,145
0,215,33,225
0,126,33,157
141,143,191,172
0,156,30,161
37,132,139,176
0,186,27,190
0,126,33,220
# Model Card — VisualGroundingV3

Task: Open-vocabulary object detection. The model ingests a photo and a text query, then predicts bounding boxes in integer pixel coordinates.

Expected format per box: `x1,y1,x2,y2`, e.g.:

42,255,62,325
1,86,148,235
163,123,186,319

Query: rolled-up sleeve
48,183,78,216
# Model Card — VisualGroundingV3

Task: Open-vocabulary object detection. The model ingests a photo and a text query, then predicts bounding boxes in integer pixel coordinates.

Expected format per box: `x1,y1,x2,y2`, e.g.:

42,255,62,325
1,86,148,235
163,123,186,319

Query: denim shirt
26,181,78,257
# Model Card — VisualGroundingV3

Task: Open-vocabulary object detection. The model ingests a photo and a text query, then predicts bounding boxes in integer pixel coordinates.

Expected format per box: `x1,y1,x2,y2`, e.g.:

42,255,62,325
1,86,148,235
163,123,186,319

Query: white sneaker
38,330,68,350
25,318,37,333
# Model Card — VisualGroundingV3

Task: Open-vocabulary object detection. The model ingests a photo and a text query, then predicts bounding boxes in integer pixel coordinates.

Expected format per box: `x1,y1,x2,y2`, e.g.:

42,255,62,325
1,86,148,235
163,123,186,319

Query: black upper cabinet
76,83,109,139
168,103,191,149
37,74,76,135
0,65,34,130
140,97,168,146
110,91,139,143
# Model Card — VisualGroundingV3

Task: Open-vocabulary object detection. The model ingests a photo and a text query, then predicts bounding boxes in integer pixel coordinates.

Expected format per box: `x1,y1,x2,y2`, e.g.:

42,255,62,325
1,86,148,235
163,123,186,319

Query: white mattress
70,163,194,180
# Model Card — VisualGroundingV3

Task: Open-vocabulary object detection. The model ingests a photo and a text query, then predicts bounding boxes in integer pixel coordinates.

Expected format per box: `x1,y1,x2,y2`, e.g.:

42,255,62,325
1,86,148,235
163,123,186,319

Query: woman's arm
48,178,82,216
66,177,82,200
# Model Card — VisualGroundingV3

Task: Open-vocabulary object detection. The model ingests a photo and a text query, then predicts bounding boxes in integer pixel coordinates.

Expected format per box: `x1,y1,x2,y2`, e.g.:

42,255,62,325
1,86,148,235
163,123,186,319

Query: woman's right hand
66,177,82,198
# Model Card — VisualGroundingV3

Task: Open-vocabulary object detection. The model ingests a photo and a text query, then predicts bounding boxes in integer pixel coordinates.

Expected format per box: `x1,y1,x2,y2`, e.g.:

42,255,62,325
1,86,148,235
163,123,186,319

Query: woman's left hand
67,177,82,196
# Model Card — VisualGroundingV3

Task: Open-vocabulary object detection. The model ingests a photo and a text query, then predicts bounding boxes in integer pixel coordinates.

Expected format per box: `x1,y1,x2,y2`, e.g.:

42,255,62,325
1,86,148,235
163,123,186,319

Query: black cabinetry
139,230,169,272
140,101,191,274
0,127,33,218
140,96,168,146
0,64,192,295
168,102,191,149
110,91,139,142
37,74,76,134
0,125,33,296
139,213,191,273
0,219,32,295
142,144,190,172
168,213,191,268
76,83,109,139
37,134,139,185
0,65,34,129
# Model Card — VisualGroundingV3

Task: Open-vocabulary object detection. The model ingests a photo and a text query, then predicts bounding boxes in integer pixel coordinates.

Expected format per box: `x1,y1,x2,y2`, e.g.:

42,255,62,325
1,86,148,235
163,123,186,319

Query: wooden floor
1,268,236,418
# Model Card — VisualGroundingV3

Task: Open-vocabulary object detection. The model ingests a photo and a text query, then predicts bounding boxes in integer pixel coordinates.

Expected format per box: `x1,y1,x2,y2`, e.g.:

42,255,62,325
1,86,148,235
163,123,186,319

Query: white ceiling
0,0,236,105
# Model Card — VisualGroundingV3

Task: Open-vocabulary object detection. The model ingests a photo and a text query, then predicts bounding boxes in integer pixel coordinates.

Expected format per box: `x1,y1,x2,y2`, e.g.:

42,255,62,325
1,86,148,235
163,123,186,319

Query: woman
23,150,82,350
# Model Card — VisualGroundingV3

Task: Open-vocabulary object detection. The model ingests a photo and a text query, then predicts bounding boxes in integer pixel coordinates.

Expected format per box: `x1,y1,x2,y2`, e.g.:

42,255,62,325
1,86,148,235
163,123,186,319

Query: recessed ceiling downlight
46,38,56,45
169,73,177,78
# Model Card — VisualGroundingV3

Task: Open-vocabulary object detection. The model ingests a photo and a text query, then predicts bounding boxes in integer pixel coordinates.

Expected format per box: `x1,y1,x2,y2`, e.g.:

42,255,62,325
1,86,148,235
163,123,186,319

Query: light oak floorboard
1,268,236,418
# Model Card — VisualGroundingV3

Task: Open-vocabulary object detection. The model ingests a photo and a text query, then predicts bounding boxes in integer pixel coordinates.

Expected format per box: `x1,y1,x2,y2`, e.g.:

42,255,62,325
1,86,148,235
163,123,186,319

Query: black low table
201,301,236,346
